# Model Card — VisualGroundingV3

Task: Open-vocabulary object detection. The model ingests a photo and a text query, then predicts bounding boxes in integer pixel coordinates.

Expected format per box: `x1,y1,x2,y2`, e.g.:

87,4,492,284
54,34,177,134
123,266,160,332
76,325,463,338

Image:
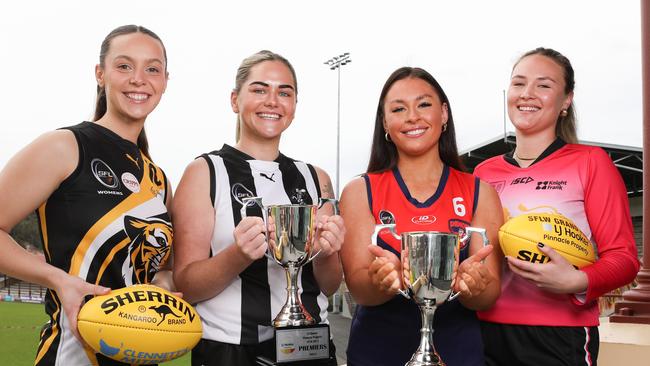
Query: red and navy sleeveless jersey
346,166,484,366
34,122,172,366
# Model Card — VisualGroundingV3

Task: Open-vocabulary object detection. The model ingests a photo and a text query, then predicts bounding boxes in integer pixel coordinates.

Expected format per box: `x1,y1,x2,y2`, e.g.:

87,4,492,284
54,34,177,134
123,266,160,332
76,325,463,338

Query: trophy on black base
243,197,337,365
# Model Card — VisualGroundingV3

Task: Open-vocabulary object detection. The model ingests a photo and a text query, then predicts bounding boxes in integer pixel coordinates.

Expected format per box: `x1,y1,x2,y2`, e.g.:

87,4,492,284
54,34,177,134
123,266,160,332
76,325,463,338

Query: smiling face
231,60,297,142
95,32,168,125
383,77,448,158
507,54,573,137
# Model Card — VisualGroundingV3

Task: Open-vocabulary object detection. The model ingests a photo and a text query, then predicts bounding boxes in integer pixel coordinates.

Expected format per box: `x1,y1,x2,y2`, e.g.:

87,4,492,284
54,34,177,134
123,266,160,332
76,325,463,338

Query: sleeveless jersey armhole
306,164,322,198
472,176,480,216
199,154,216,206
161,169,169,205
362,174,373,214
55,127,84,192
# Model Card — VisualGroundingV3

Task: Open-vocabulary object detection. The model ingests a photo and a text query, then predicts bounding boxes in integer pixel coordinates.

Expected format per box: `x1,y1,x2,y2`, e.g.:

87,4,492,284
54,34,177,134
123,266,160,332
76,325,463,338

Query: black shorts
480,321,599,366
192,337,338,366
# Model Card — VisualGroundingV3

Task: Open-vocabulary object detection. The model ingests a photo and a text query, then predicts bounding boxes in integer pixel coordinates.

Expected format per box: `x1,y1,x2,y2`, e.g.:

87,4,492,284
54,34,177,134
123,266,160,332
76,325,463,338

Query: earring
560,109,568,117
384,132,392,142
442,123,448,132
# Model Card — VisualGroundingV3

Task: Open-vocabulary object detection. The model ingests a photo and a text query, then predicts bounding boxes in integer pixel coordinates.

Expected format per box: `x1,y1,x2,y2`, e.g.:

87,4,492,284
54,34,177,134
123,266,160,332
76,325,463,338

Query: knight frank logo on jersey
536,180,567,190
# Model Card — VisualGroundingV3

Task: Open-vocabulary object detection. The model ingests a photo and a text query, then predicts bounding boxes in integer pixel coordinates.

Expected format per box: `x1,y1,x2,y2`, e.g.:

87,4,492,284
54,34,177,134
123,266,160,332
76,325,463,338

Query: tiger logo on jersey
123,215,173,284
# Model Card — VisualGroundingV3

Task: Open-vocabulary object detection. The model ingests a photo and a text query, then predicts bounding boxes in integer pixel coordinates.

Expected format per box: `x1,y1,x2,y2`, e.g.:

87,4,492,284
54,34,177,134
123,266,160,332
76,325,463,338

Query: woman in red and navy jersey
476,48,639,365
0,25,174,366
340,67,503,366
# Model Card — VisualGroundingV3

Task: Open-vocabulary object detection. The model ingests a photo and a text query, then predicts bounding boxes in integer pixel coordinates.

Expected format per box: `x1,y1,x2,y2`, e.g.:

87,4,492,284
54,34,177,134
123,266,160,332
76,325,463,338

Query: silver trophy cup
242,196,338,328
374,214,488,366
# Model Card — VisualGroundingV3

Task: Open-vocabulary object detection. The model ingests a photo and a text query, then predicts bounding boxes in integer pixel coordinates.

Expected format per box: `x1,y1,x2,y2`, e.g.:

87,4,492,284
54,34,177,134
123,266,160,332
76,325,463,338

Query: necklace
514,152,538,161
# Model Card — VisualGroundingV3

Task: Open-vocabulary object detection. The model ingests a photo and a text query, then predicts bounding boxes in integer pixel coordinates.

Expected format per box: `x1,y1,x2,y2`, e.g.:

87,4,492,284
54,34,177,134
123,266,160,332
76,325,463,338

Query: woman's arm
340,177,401,306
456,180,503,311
310,166,345,296
0,130,110,339
172,158,267,304
506,148,639,299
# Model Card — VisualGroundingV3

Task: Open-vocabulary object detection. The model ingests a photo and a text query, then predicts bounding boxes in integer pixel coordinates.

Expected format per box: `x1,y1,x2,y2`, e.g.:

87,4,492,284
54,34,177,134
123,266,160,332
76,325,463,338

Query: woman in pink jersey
475,47,640,365
339,67,503,366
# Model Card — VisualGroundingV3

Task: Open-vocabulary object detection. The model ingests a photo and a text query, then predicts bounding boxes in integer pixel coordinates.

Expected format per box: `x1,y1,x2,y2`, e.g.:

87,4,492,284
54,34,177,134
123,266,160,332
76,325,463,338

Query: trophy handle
449,226,489,301
459,226,489,249
318,197,339,215
369,223,409,298
240,197,278,263
307,198,341,262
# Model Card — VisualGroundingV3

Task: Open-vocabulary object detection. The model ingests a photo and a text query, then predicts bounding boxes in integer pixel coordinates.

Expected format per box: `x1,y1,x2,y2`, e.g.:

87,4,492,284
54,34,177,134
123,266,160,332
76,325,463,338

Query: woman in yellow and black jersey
0,25,174,366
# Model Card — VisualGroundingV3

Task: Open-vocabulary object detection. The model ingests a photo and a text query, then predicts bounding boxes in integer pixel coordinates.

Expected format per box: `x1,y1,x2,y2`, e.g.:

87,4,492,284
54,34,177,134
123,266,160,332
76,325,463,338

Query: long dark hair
367,67,464,173
93,25,168,159
233,50,298,142
514,47,577,143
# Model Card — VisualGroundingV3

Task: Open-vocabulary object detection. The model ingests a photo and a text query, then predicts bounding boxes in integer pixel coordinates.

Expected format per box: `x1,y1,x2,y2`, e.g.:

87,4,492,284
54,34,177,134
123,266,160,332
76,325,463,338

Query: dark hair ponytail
367,67,464,173
514,47,577,143
93,25,167,159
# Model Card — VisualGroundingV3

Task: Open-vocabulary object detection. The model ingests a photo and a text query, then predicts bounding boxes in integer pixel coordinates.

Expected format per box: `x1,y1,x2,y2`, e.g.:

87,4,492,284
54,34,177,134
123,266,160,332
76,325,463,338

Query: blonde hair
233,50,297,141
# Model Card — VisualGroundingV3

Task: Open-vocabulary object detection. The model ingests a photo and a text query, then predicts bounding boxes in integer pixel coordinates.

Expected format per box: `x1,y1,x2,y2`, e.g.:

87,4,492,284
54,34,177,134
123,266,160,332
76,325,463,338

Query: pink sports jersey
475,141,639,326
367,166,479,255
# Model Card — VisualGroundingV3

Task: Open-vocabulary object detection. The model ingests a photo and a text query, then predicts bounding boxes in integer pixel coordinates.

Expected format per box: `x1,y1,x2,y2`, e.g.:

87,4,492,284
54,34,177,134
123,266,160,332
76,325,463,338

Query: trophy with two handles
373,210,489,366
242,196,338,365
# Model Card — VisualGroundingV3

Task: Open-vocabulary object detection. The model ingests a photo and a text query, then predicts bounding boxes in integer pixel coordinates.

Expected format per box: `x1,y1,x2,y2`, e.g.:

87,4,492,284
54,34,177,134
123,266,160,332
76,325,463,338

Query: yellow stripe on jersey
34,291,61,365
69,161,163,277
95,237,130,285
37,203,51,260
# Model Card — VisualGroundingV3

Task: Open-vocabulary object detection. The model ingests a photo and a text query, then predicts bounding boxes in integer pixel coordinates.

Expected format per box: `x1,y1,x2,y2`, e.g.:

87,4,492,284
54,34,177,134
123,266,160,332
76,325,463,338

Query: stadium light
323,52,351,198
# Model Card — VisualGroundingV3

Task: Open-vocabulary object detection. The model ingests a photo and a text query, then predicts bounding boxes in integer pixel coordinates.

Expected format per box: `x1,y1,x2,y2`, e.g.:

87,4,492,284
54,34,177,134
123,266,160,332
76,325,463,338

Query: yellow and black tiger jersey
34,122,172,366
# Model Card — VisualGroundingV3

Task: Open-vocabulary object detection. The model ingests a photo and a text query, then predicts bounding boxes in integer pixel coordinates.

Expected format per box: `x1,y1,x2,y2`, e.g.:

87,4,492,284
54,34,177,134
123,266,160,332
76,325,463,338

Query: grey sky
0,0,642,194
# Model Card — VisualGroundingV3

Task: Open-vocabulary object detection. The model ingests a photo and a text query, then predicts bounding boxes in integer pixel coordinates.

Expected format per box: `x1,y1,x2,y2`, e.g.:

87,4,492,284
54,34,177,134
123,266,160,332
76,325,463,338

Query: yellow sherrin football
78,284,202,364
498,213,596,268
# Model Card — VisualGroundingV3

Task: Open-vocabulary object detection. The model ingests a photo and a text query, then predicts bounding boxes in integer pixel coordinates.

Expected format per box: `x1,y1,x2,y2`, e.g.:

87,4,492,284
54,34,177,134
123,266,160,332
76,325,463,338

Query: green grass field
0,301,190,365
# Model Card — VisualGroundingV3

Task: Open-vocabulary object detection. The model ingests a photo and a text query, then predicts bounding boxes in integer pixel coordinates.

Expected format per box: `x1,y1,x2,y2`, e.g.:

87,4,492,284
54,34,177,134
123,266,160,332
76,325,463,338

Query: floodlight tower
323,52,351,198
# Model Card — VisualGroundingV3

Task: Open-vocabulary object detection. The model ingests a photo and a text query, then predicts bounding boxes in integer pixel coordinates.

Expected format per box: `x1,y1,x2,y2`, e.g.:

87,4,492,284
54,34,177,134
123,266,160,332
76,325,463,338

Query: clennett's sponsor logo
91,159,119,189
231,183,254,205
121,172,140,193
411,215,436,225
536,180,567,191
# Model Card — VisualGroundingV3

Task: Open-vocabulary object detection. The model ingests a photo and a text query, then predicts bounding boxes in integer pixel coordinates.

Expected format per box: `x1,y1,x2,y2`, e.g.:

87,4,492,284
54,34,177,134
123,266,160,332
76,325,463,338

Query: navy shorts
480,321,599,366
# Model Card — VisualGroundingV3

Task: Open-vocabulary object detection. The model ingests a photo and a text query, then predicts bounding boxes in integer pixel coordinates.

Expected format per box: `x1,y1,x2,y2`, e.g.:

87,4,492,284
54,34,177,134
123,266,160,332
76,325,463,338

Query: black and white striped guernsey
197,144,329,345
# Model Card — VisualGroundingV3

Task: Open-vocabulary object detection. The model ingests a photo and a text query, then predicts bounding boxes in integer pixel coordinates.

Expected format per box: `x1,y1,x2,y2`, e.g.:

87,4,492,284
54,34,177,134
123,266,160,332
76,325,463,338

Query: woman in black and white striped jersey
172,50,345,366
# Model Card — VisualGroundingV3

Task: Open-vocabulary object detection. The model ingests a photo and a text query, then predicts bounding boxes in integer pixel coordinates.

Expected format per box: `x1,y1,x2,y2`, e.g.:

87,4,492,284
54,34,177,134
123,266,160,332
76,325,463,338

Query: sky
0,0,643,195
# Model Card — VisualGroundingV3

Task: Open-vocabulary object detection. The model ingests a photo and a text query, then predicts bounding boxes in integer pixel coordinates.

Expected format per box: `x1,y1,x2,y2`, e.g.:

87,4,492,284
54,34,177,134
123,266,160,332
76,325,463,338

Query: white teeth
126,93,149,101
518,106,539,112
404,128,426,135
258,113,280,120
